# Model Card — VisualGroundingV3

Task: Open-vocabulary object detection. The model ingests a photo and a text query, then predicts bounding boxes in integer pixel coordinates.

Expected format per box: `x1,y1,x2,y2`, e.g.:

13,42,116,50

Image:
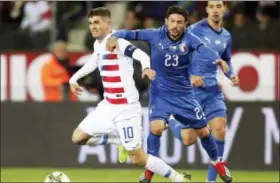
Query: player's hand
230,75,239,87
216,59,229,73
191,75,205,87
142,68,156,80
106,36,118,52
69,82,83,96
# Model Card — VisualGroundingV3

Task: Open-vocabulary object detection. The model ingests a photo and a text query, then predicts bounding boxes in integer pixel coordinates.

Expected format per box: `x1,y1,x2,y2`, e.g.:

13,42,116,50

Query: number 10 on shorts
122,126,134,142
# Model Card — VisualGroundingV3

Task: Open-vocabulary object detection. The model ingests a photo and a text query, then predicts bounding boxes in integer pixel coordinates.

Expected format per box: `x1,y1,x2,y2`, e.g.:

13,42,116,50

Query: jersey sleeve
187,32,220,62
69,52,97,84
221,36,235,78
187,31,204,51
118,38,151,71
187,24,201,36
112,28,159,43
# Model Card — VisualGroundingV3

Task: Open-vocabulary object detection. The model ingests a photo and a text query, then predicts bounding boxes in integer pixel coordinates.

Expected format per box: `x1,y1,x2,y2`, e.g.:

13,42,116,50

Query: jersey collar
204,19,223,34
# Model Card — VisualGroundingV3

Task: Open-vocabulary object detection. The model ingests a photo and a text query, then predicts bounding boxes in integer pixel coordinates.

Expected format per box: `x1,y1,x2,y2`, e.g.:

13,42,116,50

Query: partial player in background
167,1,239,182
69,7,190,183
107,5,232,183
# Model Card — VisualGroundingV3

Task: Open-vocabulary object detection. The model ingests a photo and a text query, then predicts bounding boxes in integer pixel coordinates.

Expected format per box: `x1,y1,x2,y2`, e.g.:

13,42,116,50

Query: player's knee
211,124,226,139
210,118,226,139
72,128,90,145
150,121,165,135
72,135,86,145
196,126,211,138
212,124,225,135
182,136,196,146
181,129,197,146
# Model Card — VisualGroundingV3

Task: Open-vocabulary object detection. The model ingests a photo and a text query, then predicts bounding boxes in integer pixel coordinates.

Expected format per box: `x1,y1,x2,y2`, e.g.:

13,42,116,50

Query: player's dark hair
207,1,227,6
166,5,188,22
88,7,111,18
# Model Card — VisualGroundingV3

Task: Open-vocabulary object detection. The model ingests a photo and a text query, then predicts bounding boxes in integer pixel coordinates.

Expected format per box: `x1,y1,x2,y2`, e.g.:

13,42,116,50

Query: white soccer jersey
70,32,151,104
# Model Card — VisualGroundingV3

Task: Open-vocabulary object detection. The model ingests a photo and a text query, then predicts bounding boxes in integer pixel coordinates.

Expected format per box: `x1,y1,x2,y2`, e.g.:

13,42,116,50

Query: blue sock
168,118,183,143
200,133,218,162
207,139,225,181
147,132,161,156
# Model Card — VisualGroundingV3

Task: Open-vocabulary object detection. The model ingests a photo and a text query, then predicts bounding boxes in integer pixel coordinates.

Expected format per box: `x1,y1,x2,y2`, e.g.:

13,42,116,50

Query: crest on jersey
179,41,187,52
169,45,177,52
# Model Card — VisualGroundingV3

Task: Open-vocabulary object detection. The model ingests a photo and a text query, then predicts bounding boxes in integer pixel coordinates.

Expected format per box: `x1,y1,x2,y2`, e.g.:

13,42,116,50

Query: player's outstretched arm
113,28,159,42
107,28,159,52
69,53,98,95
187,31,229,73
118,38,155,80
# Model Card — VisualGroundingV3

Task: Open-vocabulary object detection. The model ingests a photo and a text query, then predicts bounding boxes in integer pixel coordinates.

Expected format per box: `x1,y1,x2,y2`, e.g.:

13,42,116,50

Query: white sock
86,133,120,145
209,156,223,166
145,155,183,182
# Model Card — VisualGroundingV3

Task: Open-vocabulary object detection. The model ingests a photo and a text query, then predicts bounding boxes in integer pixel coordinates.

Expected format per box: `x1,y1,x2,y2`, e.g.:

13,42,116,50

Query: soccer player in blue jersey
160,1,239,182
107,5,232,183
166,2,239,182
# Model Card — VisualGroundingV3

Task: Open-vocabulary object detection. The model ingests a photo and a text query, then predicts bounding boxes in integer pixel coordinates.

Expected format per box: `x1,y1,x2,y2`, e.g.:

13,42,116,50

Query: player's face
165,14,187,39
206,1,225,23
88,16,111,39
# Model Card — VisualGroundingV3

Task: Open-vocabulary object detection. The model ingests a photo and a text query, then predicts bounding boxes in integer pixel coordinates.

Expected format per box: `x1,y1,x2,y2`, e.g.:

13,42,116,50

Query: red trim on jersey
103,76,121,82
41,10,52,20
103,54,118,60
104,87,125,93
102,65,119,71
106,97,128,104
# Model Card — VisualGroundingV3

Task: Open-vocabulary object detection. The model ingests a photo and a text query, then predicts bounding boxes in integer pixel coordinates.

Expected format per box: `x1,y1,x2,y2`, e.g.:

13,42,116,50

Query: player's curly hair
88,7,111,18
166,5,188,22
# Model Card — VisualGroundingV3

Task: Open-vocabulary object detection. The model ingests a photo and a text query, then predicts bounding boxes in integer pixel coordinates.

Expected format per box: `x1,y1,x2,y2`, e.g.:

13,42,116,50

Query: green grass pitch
1,168,279,182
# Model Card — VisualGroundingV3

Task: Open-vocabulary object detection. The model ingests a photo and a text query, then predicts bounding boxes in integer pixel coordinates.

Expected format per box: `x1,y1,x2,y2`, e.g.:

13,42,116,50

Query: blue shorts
196,92,227,122
149,95,207,129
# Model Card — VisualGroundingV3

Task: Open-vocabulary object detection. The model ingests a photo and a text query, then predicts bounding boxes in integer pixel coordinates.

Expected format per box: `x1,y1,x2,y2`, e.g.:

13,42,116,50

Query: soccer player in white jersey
69,7,190,182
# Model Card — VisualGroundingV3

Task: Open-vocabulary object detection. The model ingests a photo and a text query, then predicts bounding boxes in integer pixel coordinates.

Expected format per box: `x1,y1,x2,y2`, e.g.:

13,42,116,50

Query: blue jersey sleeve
187,24,201,36
112,28,159,43
187,32,220,62
221,36,235,78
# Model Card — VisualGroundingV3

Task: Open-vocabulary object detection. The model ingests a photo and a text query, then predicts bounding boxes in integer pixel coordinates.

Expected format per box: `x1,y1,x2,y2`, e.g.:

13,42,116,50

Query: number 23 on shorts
194,107,205,120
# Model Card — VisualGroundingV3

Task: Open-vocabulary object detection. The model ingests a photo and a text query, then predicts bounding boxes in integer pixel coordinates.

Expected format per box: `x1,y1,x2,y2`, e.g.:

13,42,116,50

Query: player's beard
168,27,183,40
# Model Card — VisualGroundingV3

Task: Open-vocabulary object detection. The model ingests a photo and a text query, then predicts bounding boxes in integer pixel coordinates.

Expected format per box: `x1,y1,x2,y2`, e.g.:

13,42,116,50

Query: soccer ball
44,171,70,182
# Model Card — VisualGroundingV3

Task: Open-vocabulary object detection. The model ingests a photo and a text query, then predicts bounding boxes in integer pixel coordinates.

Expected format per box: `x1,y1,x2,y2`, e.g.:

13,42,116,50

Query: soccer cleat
139,169,153,183
139,173,151,183
212,162,232,183
181,172,192,183
117,145,128,163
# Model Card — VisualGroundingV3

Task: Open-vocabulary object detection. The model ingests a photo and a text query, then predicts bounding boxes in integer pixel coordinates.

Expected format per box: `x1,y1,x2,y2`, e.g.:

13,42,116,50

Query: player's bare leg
207,117,227,182
140,120,166,182
180,128,197,146
72,128,92,145
129,147,191,182
195,126,232,183
167,115,198,146
208,117,226,145
72,127,128,163
72,128,121,146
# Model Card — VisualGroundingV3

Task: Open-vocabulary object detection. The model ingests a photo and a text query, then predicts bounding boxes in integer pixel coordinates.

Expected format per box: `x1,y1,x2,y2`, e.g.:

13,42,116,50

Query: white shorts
78,100,143,151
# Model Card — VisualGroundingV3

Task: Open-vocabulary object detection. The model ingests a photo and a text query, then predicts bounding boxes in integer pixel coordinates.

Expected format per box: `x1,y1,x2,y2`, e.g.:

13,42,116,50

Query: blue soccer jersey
188,19,235,120
113,26,221,128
